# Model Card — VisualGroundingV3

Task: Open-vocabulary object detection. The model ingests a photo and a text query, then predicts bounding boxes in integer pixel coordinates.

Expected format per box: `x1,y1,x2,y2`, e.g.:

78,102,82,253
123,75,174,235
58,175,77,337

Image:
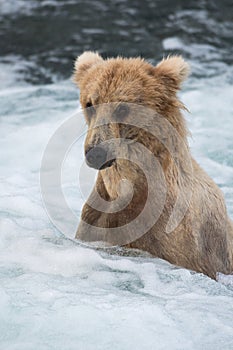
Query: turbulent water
0,0,233,349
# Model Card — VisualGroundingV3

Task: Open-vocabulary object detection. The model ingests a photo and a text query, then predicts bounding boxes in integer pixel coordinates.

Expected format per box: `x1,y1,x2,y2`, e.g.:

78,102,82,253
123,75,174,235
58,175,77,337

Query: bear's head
73,52,189,173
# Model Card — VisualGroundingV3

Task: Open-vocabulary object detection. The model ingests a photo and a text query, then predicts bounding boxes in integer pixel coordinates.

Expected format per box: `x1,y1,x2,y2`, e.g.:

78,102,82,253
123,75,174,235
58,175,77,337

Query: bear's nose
85,145,108,170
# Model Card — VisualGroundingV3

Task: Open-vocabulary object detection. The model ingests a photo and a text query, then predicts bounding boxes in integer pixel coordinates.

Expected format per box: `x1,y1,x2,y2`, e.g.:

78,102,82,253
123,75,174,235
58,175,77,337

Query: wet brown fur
73,52,233,279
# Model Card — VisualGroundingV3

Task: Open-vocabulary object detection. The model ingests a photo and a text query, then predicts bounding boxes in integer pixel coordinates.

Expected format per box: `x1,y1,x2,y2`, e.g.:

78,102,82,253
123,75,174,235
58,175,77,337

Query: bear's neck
100,153,188,202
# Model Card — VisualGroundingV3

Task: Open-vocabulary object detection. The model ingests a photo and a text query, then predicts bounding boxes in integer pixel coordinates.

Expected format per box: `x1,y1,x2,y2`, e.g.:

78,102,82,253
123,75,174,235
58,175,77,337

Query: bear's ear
154,56,190,89
73,51,103,86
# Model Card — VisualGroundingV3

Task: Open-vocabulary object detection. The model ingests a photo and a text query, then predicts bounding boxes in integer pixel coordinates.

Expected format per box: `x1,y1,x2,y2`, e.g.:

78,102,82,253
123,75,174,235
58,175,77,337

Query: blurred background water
0,0,233,349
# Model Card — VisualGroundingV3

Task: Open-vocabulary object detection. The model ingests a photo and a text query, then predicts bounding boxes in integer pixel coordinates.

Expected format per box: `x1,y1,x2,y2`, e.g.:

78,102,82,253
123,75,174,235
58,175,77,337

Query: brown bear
73,51,233,280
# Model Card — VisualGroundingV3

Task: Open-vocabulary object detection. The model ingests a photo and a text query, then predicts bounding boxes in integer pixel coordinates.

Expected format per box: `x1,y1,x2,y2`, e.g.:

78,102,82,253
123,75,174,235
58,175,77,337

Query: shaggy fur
73,51,233,279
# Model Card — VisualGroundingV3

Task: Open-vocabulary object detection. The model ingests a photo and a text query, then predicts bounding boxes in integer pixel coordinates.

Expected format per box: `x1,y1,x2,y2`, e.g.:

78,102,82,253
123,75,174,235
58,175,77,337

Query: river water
0,0,233,349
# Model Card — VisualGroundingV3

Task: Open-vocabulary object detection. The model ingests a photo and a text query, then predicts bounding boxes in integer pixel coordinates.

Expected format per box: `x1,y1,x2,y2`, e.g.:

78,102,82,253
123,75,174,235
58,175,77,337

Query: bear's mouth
100,158,116,170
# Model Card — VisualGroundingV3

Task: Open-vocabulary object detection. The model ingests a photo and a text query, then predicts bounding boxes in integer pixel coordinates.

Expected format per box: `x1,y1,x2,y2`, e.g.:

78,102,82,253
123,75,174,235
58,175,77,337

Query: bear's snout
85,145,115,170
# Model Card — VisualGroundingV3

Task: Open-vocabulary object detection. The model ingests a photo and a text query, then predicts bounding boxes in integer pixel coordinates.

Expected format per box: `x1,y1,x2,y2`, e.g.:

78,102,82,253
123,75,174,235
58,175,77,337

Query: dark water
0,0,232,84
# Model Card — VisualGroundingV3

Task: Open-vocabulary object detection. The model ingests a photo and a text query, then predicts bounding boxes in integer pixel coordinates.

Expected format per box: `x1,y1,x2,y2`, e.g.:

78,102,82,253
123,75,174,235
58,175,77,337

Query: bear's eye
85,101,95,119
86,101,92,108
113,104,129,120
